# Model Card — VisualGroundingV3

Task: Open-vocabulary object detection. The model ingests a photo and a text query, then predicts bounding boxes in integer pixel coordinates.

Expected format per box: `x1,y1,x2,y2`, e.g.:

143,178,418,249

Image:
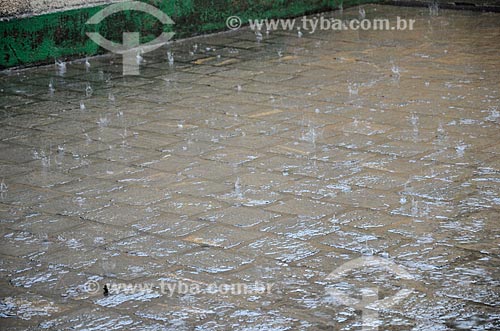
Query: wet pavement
1,4,500,330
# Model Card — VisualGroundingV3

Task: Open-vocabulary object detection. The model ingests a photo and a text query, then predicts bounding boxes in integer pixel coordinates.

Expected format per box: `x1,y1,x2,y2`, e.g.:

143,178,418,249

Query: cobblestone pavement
1,4,499,330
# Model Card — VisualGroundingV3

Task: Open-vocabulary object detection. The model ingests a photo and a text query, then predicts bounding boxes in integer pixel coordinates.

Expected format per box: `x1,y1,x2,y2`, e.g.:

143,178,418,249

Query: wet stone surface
1,4,500,330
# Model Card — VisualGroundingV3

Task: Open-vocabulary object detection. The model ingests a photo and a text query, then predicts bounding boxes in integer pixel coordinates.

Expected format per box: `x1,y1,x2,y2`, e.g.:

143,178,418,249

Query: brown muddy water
0,4,499,330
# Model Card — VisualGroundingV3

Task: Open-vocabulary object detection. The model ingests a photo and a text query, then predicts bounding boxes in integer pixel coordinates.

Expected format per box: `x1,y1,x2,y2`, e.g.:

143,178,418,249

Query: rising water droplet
167,51,174,66
358,7,366,19
85,84,93,97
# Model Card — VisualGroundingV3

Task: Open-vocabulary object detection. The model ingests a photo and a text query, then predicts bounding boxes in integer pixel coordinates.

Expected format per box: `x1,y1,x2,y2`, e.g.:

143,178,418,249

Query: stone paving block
37,307,144,330
180,159,237,181
131,213,208,237
0,144,41,164
111,131,180,150
29,195,110,217
10,170,76,188
91,146,163,164
333,209,413,230
70,160,137,179
0,183,62,206
161,179,231,198
103,185,171,206
241,236,319,263
184,225,261,249
367,140,437,158
0,293,71,325
320,228,406,255
264,198,343,219
83,203,161,226
259,216,340,241
7,213,82,234
113,167,183,188
199,205,280,228
321,132,389,151
155,195,226,216
222,134,286,150
54,223,137,251
162,140,223,158
0,163,31,179
107,234,196,259
202,146,262,165
167,249,254,273
53,176,124,196
390,197,457,220
340,169,409,191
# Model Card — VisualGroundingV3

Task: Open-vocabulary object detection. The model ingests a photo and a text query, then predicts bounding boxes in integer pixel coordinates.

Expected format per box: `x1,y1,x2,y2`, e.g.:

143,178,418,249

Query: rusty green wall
0,0,376,69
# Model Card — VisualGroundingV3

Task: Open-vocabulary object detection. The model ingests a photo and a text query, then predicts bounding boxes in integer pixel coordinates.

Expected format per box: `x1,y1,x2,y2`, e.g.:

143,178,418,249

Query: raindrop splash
0,179,8,193
348,82,358,96
167,51,174,66
359,6,366,19
136,50,144,65
429,1,439,16
234,177,243,199
98,116,110,128
55,60,66,76
255,31,263,42
49,80,55,95
85,84,93,97
455,142,468,157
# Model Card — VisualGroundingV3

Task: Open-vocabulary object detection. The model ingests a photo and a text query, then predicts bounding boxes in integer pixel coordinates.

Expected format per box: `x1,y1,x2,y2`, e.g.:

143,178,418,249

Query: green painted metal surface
0,0,378,69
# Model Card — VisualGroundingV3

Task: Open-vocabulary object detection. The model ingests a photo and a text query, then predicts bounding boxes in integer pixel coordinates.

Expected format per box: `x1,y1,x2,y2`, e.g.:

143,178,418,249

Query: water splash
79,101,86,111
49,80,55,95
436,122,447,144
55,60,66,76
98,116,110,128
348,82,358,96
277,49,283,57
136,50,144,65
391,64,401,80
485,106,499,122
33,149,51,168
234,177,243,199
410,113,419,141
297,28,303,38
255,31,263,42
359,6,366,19
0,179,8,193
301,121,319,147
85,58,91,71
410,198,419,217
85,83,93,97
167,51,174,66
429,1,439,16
455,142,468,157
